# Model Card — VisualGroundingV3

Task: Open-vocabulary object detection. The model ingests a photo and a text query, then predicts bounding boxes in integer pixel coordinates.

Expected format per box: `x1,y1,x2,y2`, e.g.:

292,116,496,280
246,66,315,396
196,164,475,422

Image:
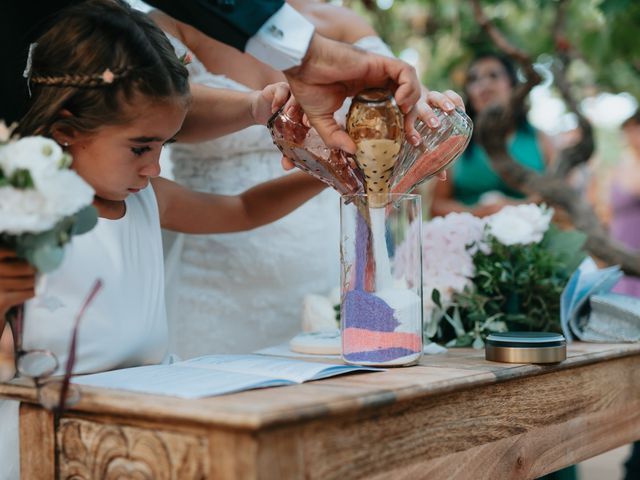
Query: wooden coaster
289,330,341,355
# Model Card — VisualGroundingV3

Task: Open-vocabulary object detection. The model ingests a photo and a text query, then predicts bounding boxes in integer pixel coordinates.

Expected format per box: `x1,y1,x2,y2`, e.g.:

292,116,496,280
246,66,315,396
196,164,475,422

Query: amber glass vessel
346,89,404,208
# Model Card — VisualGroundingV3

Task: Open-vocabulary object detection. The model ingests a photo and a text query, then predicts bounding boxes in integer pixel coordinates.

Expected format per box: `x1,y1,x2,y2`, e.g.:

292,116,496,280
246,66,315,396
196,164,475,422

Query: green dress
452,124,545,205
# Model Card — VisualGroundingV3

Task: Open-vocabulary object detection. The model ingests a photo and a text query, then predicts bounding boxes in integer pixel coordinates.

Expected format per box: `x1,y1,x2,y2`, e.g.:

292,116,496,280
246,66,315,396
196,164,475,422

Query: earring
63,142,69,147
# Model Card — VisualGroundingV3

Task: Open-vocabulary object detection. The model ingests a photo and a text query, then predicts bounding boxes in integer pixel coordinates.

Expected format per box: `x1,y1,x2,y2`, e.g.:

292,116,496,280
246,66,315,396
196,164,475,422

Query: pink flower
101,69,115,84
394,212,488,318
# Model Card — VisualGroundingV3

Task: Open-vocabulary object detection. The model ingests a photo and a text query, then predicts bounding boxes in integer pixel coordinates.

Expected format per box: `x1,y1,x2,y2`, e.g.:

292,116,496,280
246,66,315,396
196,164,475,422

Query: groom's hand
284,33,421,155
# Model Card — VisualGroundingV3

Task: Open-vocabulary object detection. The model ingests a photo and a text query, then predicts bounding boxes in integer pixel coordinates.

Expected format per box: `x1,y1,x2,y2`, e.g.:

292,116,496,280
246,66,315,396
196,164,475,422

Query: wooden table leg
20,403,55,479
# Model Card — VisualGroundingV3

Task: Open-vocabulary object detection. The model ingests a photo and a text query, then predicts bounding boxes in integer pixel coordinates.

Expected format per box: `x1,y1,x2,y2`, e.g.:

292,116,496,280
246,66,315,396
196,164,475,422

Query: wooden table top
1,342,639,431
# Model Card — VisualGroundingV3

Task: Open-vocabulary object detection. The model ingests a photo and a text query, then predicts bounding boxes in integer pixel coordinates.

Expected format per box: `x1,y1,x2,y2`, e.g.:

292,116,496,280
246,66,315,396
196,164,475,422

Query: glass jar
267,100,364,196
346,89,404,208
392,107,472,194
340,193,423,366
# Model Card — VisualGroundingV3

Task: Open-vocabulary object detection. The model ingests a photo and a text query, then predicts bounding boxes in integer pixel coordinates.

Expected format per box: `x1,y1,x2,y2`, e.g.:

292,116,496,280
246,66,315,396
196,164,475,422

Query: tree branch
469,0,640,276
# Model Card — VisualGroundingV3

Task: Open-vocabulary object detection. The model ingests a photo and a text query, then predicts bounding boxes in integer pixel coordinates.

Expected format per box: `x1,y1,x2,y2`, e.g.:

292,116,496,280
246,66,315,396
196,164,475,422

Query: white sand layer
375,287,422,334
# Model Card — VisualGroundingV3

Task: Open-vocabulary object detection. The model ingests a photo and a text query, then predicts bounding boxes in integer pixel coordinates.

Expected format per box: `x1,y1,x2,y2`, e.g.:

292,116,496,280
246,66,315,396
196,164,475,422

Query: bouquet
0,122,97,273
395,204,587,348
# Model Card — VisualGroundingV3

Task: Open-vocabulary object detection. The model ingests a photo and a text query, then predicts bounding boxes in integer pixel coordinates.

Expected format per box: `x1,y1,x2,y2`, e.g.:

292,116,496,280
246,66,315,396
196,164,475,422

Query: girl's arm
152,173,327,233
177,82,290,143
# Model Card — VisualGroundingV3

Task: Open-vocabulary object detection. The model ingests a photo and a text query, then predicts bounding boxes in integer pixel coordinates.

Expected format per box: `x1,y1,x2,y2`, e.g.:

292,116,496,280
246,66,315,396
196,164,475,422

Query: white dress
165,36,341,357
0,185,168,480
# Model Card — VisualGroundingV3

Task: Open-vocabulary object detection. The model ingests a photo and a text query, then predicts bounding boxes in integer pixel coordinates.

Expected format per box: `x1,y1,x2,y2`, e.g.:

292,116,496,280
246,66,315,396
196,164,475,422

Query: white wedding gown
165,36,340,358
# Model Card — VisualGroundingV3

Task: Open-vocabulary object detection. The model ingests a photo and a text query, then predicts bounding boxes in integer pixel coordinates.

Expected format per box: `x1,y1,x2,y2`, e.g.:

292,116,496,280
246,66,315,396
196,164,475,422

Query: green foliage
430,227,586,347
9,169,34,189
350,0,640,98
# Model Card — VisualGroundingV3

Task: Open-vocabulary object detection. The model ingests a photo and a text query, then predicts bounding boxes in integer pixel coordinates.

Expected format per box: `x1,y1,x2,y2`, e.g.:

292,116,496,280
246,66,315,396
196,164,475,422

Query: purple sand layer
354,210,369,291
343,289,399,332
344,347,419,363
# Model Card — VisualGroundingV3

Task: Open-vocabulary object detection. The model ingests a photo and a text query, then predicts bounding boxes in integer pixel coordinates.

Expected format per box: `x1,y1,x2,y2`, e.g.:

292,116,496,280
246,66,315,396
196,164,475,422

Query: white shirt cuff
245,4,315,71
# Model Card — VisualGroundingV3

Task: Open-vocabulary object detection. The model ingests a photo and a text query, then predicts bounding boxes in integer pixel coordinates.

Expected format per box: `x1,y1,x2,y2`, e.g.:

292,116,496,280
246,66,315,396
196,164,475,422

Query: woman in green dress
431,52,554,218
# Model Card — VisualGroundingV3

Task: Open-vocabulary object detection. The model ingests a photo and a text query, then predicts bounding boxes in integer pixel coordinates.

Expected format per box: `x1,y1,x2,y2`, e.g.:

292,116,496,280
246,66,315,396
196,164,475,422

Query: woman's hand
404,88,465,144
0,249,36,318
250,82,291,126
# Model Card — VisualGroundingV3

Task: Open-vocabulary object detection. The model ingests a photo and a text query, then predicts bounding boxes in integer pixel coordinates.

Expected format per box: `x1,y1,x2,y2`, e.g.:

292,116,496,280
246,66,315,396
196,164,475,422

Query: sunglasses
7,279,102,415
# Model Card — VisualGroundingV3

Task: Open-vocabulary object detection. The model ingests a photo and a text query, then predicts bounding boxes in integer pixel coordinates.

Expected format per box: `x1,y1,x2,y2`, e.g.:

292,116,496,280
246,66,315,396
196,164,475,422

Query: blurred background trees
347,0,640,100
345,0,640,272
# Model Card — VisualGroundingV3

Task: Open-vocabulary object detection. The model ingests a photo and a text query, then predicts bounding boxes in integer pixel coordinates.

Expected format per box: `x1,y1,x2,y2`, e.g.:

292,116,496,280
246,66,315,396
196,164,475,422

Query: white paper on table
255,343,341,360
73,354,381,398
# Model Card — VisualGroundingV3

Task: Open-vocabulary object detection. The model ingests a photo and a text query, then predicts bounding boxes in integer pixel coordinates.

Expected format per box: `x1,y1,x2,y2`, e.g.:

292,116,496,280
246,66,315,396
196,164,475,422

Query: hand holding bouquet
0,122,97,330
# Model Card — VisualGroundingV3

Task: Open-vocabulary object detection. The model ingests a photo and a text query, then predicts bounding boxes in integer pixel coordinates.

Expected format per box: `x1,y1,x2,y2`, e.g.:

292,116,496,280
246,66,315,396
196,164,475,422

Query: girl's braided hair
19,0,190,137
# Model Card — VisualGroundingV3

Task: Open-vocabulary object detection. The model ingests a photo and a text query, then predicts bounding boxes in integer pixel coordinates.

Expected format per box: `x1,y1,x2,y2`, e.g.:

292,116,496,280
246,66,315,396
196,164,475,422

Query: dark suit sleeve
145,0,284,52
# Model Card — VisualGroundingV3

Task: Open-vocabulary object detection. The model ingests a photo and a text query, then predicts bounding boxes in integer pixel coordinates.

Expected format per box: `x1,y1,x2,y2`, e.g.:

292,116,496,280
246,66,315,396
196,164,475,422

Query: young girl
0,1,324,477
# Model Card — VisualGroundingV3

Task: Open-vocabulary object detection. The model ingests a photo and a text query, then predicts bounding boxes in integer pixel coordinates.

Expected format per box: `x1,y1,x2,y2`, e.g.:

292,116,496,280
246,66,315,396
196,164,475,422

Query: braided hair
18,0,190,137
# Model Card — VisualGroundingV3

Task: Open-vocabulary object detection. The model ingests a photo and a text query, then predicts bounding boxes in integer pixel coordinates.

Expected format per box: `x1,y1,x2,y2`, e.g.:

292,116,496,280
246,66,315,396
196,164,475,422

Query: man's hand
284,33,421,154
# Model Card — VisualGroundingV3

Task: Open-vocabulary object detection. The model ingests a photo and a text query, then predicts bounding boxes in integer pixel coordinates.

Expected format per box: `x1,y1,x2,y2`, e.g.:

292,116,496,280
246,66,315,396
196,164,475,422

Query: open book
560,257,623,341
73,354,382,399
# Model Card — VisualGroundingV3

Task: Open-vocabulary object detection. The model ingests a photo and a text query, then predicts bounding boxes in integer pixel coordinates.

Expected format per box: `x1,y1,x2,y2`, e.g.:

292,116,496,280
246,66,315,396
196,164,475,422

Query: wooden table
1,342,639,479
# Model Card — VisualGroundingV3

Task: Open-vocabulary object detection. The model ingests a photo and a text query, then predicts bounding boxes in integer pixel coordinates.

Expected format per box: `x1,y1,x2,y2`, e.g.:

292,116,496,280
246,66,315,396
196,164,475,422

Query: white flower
0,164,94,235
0,188,57,233
35,168,95,218
0,136,63,177
486,204,553,245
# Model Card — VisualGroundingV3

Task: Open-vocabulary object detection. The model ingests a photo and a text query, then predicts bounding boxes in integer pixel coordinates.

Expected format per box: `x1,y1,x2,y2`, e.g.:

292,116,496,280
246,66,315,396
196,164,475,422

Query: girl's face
65,98,188,202
466,57,513,114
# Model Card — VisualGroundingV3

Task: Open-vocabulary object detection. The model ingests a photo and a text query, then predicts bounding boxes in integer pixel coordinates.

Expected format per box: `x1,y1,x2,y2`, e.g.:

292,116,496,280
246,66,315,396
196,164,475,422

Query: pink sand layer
342,327,422,354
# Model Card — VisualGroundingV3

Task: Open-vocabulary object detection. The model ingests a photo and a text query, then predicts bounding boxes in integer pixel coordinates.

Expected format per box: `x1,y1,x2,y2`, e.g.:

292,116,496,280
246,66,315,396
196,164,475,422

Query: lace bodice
165,36,340,357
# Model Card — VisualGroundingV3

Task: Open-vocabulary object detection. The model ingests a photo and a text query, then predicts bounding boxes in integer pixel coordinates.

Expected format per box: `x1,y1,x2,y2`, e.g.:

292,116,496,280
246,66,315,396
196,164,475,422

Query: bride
151,1,395,357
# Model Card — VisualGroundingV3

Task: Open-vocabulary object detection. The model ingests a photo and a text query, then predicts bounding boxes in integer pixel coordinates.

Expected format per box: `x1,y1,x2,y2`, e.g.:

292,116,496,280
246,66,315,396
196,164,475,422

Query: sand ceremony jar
340,193,423,366
341,89,423,366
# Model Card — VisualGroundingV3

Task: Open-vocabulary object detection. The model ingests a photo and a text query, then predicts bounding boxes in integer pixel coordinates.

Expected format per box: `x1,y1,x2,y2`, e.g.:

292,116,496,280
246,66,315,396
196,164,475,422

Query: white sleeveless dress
0,186,168,480
165,36,341,357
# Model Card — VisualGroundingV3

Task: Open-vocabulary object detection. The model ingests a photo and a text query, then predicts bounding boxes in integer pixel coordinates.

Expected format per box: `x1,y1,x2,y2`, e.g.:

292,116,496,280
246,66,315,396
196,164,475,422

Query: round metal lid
486,332,566,348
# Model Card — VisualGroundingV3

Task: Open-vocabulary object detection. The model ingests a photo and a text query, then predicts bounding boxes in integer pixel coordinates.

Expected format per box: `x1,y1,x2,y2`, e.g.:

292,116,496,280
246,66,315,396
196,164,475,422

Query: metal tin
485,332,566,364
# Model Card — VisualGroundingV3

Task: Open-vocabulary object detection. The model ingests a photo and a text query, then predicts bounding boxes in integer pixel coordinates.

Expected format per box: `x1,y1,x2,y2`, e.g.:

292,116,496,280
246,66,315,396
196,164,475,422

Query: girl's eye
162,138,177,148
131,146,151,156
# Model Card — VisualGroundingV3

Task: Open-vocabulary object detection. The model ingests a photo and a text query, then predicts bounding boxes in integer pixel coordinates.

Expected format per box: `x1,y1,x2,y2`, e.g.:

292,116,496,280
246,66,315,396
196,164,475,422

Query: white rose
486,204,552,245
513,204,553,237
35,168,95,217
486,213,536,245
0,136,63,178
0,188,58,233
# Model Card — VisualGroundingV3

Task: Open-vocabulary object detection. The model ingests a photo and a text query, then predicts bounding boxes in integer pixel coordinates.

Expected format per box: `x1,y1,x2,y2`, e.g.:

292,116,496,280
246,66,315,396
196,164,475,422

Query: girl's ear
50,110,81,147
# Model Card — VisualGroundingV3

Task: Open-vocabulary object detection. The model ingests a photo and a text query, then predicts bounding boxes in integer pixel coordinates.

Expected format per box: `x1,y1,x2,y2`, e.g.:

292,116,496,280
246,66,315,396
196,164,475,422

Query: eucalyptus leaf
431,288,442,309
71,206,98,235
30,244,65,273
472,336,485,350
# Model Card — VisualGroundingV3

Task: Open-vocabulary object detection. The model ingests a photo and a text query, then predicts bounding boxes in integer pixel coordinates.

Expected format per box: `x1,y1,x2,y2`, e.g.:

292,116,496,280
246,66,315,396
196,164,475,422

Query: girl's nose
139,156,161,178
